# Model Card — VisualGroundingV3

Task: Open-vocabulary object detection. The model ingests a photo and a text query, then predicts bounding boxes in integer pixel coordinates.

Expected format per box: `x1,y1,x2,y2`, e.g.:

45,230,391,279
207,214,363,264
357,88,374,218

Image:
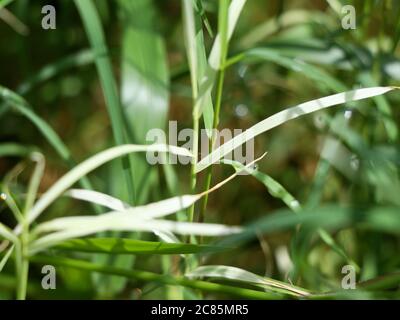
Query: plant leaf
236,48,347,92
30,255,283,299
30,219,241,253
19,144,192,229
53,238,228,255
65,189,131,211
186,265,310,296
194,0,246,121
0,143,36,158
119,0,170,204
0,223,18,243
196,87,397,173
0,245,14,272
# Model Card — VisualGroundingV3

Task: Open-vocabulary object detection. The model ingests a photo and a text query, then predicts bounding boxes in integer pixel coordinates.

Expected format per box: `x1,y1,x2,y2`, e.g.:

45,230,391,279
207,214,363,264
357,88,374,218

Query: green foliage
0,0,399,300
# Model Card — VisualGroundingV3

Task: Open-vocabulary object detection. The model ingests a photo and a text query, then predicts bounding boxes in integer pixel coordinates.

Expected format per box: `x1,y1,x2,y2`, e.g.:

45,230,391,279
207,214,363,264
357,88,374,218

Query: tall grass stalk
183,0,201,225
200,0,230,220
74,0,136,204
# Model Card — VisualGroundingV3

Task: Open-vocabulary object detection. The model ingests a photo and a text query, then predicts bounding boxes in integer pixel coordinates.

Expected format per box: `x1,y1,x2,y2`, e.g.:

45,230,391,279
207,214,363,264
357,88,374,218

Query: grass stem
200,69,226,220
16,222,29,300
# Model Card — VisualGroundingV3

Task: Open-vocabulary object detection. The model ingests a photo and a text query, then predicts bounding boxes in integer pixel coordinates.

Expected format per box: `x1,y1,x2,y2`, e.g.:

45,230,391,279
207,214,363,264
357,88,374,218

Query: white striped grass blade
65,188,200,221
43,193,184,250
153,230,181,244
186,265,310,297
196,87,397,173
65,189,132,211
56,194,201,226
182,0,199,89
21,144,192,229
62,153,266,221
320,136,358,179
33,169,256,234
30,151,265,253
0,222,18,243
0,244,14,272
29,219,242,254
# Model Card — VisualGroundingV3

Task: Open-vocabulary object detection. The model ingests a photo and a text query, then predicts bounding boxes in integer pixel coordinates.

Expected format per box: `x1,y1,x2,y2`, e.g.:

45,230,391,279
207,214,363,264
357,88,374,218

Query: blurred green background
0,0,399,299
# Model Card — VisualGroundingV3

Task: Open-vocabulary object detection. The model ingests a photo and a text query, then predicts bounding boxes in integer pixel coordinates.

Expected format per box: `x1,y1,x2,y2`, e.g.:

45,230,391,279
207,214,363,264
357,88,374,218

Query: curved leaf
18,144,192,229
196,87,396,173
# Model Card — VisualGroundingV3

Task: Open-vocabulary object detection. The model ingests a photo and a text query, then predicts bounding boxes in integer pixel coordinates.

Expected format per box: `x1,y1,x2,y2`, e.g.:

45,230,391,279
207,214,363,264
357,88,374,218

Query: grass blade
194,0,246,121
0,0,14,9
228,48,347,92
0,223,18,243
187,265,310,297
196,87,397,173
221,205,400,247
0,85,72,161
20,144,192,229
0,245,14,272
119,0,170,204
239,9,334,48
30,255,283,299
23,152,45,217
17,49,94,95
74,0,126,146
65,189,131,212
31,219,242,253
0,143,36,158
52,238,228,255
74,0,136,204
222,159,300,211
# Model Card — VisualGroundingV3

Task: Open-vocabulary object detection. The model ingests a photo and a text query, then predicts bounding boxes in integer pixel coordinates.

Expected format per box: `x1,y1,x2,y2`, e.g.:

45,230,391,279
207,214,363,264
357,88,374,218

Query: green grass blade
74,0,125,145
23,152,45,217
221,205,400,247
187,265,310,297
0,0,14,9
196,87,397,173
222,159,300,211
358,72,398,141
74,0,135,204
65,189,131,211
64,190,200,221
228,48,347,92
223,159,357,268
0,86,97,207
183,0,200,97
23,144,192,227
357,272,400,291
192,0,214,37
0,245,14,272
0,50,94,120
0,143,36,158
2,162,25,223
30,255,282,299
118,0,170,204
239,9,334,48
31,219,241,253
17,49,94,95
0,223,18,243
52,238,228,255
